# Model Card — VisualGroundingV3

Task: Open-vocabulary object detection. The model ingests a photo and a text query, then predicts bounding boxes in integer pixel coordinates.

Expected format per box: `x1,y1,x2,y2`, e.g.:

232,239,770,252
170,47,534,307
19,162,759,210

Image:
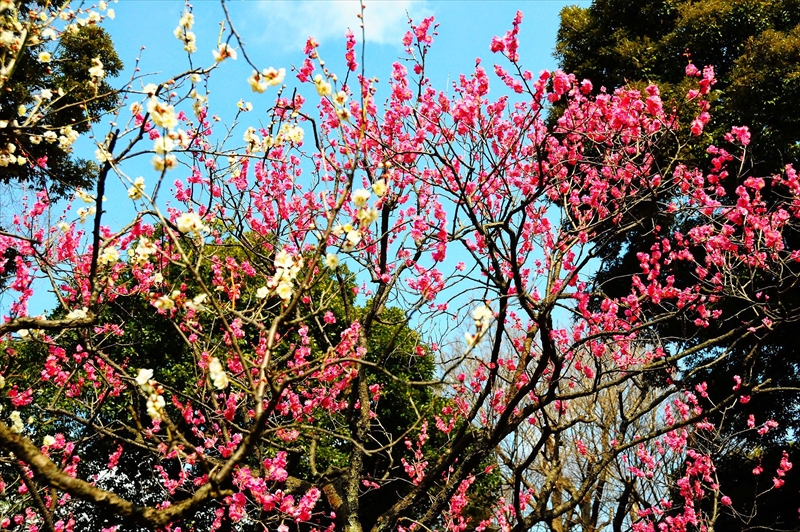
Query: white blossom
98,246,120,266
135,368,154,387
9,411,23,433
212,43,237,62
472,305,493,328
276,282,293,302
324,253,340,269
147,98,178,130
152,154,177,171
128,177,146,200
184,293,207,311
146,394,165,421
66,307,89,320
208,357,229,389
358,207,379,226
372,179,387,197
352,188,371,208
153,295,175,310
176,211,206,235
88,57,105,81
314,74,331,97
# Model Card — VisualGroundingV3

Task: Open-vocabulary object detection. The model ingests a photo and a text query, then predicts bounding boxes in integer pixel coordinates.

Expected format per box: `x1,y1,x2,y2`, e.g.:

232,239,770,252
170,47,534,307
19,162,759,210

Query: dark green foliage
556,0,800,177
556,2,800,529
0,18,122,196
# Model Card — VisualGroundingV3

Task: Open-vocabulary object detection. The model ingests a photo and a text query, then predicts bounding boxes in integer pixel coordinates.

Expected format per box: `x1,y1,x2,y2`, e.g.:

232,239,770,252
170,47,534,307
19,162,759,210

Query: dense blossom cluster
0,5,797,532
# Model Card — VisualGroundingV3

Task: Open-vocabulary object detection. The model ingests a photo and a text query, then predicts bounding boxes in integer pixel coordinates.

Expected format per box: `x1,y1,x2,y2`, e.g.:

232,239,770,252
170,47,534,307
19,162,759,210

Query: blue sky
103,0,585,97
13,0,590,317
86,0,586,225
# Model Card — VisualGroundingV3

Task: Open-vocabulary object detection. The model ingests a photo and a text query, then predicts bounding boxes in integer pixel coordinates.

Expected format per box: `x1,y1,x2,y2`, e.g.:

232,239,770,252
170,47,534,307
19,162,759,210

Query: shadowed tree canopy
0,5,122,196
3,6,800,531
556,0,800,177
557,2,800,530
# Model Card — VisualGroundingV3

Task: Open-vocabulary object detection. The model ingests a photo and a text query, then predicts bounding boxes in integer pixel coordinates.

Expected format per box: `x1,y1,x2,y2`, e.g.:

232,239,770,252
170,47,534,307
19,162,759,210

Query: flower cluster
465,305,493,346
174,10,197,53
208,357,229,389
248,67,285,93
135,369,165,422
256,249,303,303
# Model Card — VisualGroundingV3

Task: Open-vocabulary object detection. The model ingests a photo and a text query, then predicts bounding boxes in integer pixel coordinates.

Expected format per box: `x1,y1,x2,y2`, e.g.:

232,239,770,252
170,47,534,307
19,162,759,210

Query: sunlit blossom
314,74,332,96
176,211,207,235
352,188,371,208
9,411,23,433
153,295,175,310
152,154,177,171
276,282,293,302
344,229,361,250
128,176,146,200
135,368,154,387
66,307,89,320
146,98,178,129
98,246,120,266
146,394,165,421
88,57,105,81
324,253,340,269
358,207,379,226
153,137,174,154
372,179,387,197
208,357,230,389
212,43,237,62
184,293,207,312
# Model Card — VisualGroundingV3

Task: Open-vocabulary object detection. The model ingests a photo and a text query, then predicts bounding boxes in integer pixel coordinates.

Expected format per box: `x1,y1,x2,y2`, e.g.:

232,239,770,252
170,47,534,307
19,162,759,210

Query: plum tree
0,6,797,532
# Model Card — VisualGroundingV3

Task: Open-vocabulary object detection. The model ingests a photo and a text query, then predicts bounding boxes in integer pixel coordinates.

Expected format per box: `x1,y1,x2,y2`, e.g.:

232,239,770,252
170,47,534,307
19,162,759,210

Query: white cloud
255,1,432,51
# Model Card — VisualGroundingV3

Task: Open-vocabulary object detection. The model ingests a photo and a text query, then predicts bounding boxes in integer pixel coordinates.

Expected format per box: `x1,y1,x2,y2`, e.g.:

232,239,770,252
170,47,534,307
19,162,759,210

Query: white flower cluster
128,176,146,200
176,211,207,236
333,223,361,251
148,99,177,128
255,249,303,304
21,123,76,154
76,188,95,203
58,125,80,151
0,142,22,167
73,187,99,223
131,236,157,266
352,188,380,228
314,74,332,97
212,43,237,63
66,307,89,320
328,184,385,253
8,411,23,433
97,245,120,266
135,368,165,422
208,357,229,389
173,10,196,53
276,123,304,146
248,67,285,93
465,305,494,347
324,253,339,269
184,293,207,312
153,290,181,311
77,206,96,224
243,126,261,148
88,57,105,86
